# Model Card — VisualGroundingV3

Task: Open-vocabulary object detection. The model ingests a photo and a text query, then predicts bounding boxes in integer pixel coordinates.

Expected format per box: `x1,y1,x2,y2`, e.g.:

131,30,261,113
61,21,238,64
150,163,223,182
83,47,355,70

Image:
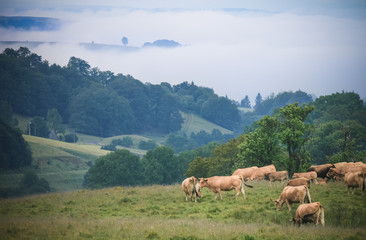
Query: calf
266,170,289,186
344,171,365,195
287,177,311,188
273,185,311,211
292,171,319,184
182,176,202,202
199,175,253,200
293,202,325,227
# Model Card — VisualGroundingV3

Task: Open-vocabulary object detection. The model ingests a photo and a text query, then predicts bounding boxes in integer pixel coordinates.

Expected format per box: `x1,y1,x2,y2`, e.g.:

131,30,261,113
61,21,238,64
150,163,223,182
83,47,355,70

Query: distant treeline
0,47,317,139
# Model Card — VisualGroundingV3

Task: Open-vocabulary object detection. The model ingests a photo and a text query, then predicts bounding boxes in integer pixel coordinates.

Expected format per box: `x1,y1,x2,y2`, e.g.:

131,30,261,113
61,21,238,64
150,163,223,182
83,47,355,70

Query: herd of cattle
182,162,366,226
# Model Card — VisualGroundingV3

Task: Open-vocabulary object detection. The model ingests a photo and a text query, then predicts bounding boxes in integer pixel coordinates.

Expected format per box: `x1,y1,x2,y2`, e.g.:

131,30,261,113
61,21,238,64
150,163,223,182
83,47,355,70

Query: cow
272,185,311,211
266,170,289,186
326,167,344,181
250,164,276,181
293,202,325,227
287,177,311,188
182,176,202,202
344,171,365,195
307,164,333,179
327,163,366,181
199,175,253,200
292,171,319,184
232,166,258,181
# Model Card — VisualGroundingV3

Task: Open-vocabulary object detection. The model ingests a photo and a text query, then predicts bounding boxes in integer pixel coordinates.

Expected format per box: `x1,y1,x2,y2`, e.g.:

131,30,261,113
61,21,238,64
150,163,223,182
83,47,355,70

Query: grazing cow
287,177,311,188
326,167,344,181
250,164,276,180
292,171,319,184
182,176,202,202
293,202,325,227
272,185,311,211
307,164,333,179
199,175,253,200
232,166,258,181
317,178,327,185
327,163,366,181
344,171,365,195
266,170,289,186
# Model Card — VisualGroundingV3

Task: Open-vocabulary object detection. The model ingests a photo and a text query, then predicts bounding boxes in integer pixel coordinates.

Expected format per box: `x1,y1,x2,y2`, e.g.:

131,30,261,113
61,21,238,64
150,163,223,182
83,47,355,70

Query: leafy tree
254,93,263,109
30,116,49,138
19,170,50,195
0,118,33,169
237,115,284,169
0,100,18,126
240,95,251,108
47,108,64,134
141,146,180,184
138,140,157,150
277,103,314,174
68,84,136,137
86,149,145,188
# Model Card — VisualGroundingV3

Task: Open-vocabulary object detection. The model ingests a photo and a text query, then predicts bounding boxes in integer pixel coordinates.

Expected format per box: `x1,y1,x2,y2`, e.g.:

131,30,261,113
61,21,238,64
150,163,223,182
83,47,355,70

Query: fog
1,1,365,102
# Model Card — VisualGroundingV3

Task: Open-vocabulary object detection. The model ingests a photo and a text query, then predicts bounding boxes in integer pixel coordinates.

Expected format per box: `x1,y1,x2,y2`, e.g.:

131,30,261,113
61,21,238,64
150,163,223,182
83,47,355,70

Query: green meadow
1,181,365,239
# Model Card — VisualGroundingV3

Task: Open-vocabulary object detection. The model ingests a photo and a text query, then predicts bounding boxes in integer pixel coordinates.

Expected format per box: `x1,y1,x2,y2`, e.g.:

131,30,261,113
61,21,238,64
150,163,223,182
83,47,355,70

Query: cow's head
199,178,209,187
194,182,202,198
272,199,284,210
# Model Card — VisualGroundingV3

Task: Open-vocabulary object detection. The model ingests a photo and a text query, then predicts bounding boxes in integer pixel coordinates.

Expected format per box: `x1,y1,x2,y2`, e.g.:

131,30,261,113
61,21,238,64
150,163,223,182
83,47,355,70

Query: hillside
0,181,365,239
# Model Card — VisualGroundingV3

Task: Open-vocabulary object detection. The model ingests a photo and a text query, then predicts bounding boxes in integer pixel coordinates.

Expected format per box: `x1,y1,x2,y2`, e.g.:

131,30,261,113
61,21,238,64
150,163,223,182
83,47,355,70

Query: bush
64,133,78,143
139,140,157,150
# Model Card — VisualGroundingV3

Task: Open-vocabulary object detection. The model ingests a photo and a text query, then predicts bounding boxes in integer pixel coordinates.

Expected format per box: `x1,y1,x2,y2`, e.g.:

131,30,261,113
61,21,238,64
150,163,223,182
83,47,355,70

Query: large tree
277,103,314,174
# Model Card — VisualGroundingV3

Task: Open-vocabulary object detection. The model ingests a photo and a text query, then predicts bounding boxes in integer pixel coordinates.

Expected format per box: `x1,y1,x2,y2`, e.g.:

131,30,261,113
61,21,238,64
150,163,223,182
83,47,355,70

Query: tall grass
1,181,365,239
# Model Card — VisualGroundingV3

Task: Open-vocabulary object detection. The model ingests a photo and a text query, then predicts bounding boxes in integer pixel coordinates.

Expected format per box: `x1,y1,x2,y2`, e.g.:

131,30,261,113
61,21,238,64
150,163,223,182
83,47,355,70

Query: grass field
0,181,365,239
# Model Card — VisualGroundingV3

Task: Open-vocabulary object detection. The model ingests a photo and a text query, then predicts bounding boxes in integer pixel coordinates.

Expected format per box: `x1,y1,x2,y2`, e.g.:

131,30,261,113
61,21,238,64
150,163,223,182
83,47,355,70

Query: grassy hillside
0,181,365,239
0,135,110,193
179,112,233,135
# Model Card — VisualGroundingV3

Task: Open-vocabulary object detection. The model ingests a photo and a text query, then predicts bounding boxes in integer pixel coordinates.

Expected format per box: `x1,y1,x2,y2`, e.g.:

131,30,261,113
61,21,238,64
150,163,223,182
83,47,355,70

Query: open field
0,181,365,239
179,112,233,135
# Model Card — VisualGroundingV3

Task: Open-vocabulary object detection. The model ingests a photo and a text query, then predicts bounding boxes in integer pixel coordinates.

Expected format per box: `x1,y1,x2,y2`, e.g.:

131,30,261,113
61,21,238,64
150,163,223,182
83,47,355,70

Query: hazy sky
1,0,365,103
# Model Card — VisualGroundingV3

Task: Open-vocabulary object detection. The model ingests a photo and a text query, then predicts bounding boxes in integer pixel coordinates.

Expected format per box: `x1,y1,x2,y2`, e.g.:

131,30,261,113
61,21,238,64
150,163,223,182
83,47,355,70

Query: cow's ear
204,178,208,182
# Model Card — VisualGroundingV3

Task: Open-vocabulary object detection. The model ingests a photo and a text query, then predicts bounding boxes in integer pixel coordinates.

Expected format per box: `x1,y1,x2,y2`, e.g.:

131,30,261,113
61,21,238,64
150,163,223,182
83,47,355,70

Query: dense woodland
1,47,366,191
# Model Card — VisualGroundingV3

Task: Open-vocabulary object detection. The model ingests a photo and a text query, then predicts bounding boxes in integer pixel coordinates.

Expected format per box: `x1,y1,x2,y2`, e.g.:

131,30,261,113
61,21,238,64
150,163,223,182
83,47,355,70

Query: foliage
46,108,64,134
240,95,251,108
112,136,133,148
29,116,49,138
138,140,157,150
277,103,314,173
86,149,145,188
64,132,78,143
0,118,33,169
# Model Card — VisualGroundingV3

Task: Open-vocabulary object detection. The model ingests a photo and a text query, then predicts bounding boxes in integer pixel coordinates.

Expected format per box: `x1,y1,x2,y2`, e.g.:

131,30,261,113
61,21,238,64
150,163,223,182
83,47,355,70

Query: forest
1,47,366,192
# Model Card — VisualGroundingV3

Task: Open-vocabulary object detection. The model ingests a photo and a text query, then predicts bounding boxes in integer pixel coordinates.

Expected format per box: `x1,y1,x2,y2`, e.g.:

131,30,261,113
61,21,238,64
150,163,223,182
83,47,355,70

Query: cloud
0,3,365,103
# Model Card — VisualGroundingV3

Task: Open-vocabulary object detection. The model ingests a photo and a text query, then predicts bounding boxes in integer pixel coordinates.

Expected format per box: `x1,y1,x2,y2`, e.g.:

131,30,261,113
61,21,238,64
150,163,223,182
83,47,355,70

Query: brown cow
292,171,319,184
273,185,311,211
326,167,344,181
344,171,365,195
182,176,202,202
307,164,333,179
199,175,253,200
287,177,311,188
250,164,276,180
266,170,289,186
232,166,258,181
293,202,325,227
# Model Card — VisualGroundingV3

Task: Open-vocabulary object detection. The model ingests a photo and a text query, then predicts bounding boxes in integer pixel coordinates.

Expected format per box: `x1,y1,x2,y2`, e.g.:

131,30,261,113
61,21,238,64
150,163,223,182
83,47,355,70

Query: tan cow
273,185,311,211
182,176,202,202
287,177,311,188
326,167,344,181
292,171,319,184
307,164,333,179
232,166,258,181
344,171,365,195
266,170,289,186
199,175,253,200
250,164,276,180
293,202,325,227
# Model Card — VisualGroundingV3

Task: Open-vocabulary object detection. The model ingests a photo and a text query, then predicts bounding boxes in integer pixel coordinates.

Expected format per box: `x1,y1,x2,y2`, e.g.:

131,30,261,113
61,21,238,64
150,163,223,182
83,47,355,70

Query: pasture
0,181,365,239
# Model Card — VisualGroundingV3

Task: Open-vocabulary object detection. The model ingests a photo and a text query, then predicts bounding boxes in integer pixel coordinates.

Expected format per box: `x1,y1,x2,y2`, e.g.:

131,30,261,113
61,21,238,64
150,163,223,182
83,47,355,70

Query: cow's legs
240,185,246,200
286,200,292,211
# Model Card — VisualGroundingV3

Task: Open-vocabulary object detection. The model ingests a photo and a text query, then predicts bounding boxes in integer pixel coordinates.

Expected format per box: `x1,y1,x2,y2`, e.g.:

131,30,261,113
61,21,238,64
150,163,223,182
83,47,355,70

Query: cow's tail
319,204,325,226
239,175,253,188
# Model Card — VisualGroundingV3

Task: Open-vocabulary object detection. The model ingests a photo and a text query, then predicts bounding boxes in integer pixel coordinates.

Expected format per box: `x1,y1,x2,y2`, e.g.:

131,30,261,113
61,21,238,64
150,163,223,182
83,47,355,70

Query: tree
30,116,49,138
86,149,145,188
141,146,180,184
277,103,314,174
0,118,33,169
47,108,64,134
237,116,284,169
254,93,262,109
240,95,251,108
